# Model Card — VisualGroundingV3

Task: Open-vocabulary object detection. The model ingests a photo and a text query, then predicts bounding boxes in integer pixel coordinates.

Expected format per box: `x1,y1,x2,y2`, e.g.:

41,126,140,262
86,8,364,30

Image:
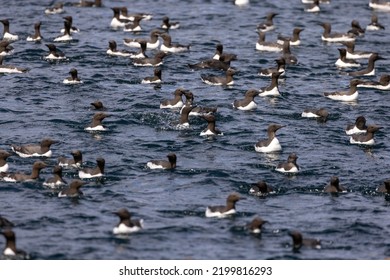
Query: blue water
1,0,390,260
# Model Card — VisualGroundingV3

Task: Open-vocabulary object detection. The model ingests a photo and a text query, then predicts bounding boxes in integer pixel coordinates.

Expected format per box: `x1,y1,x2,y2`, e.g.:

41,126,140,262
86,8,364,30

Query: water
1,0,390,260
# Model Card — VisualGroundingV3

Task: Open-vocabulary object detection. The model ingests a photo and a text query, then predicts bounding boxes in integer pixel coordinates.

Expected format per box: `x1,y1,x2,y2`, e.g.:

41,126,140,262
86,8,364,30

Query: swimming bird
161,16,180,30
255,32,283,52
124,29,161,49
255,124,284,153
63,68,83,84
160,88,186,109
62,16,80,34
58,150,83,168
1,230,29,259
301,108,329,122
366,14,385,31
146,153,176,170
348,20,365,37
0,56,28,73
258,72,282,96
123,15,143,32
0,19,19,41
246,217,267,234
233,89,258,111
54,20,72,42
0,39,14,56
0,150,11,172
256,12,278,32
110,7,131,28
132,51,166,67
200,115,223,136
201,68,235,86
234,0,249,6
335,48,361,68
85,112,109,131
205,193,241,218
78,158,105,178
26,22,42,42
320,22,355,43
377,180,390,194
182,91,217,116
249,181,274,197
350,125,382,145
141,67,162,84
323,79,361,102
342,41,373,60
275,153,299,173
44,44,66,60
277,27,304,46
213,44,237,62
43,166,67,188
281,40,298,65
369,0,390,12
90,100,105,110
75,0,102,7
120,7,152,21
58,179,84,197
159,32,190,53
188,57,230,71
45,2,65,14
11,138,56,158
343,53,384,76
113,208,143,234
258,58,286,77
1,161,47,182
107,40,146,58
345,116,367,135
288,230,321,251
0,215,14,228
304,0,320,12
177,105,195,129
356,74,390,90
323,176,347,193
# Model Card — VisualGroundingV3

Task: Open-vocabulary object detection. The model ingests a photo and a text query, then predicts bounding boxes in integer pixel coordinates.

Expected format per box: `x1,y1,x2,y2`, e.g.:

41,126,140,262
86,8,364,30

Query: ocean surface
1,0,390,260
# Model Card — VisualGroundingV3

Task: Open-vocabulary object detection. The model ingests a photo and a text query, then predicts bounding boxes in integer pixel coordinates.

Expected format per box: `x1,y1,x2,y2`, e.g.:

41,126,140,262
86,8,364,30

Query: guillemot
201,68,235,86
78,158,105,178
343,53,384,76
320,22,355,43
324,79,361,102
0,56,28,73
43,165,67,188
146,153,176,170
323,176,347,193
0,19,19,41
161,16,180,30
288,230,321,251
255,124,284,153
366,14,385,31
256,32,283,52
1,230,29,259
0,150,11,172
26,22,42,42
160,88,186,109
249,181,274,197
132,51,166,67
256,13,278,32
232,89,258,111
335,48,361,68
301,108,329,122
246,217,267,234
200,115,223,136
63,68,83,84
275,153,299,173
112,208,143,234
345,116,367,135
85,112,109,131
124,29,161,49
45,2,65,14
356,74,390,90
159,32,190,53
58,179,84,197
141,67,162,84
11,138,56,158
258,72,282,96
213,44,237,62
58,150,83,168
258,58,286,77
205,193,241,218
277,28,304,46
350,125,382,145
1,161,47,182
44,44,66,60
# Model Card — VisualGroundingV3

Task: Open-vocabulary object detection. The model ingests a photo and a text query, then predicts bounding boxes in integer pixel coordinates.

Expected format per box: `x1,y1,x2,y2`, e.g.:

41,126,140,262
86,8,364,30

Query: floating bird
146,153,177,170
369,0,390,12
90,100,105,110
350,125,382,145
75,0,102,7
356,74,390,90
188,57,230,71
160,88,186,109
213,44,237,62
112,208,143,234
256,13,278,32
205,193,241,218
288,230,321,251
45,2,65,14
110,7,131,28
343,53,384,76
63,68,83,84
1,161,47,182
301,108,329,123
58,179,84,197
161,16,180,30
275,153,299,173
123,15,143,32
43,166,67,188
159,32,190,53
304,0,320,12
11,138,56,158
255,32,283,52
132,51,167,67
0,150,11,172
1,230,29,259
335,48,361,68
58,150,83,168
62,16,80,34
0,56,28,73
342,41,373,60
141,67,162,84
377,180,390,194
177,105,195,129
281,40,298,65
201,68,235,86
366,14,385,31
348,20,365,37
323,176,347,193
258,58,286,77
54,20,72,42
233,89,258,111
124,29,161,49
258,72,282,96
246,217,267,234
277,27,304,46
44,44,66,60
26,22,42,42
320,22,355,43
345,116,367,135
0,19,19,41
255,124,284,153
120,7,152,21
200,115,223,136
107,40,146,58
249,181,274,197
0,40,14,56
85,112,109,131
324,79,361,102
78,158,105,179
